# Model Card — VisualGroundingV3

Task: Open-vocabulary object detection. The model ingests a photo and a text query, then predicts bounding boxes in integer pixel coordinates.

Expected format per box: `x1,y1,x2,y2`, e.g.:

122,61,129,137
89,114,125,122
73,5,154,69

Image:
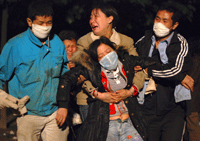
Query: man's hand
67,61,75,69
181,75,194,92
134,66,142,73
56,108,68,127
0,89,18,109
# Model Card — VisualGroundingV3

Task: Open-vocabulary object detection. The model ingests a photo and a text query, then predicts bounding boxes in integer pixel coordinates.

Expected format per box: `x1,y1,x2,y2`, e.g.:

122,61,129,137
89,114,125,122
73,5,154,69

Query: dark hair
157,3,182,25
28,0,54,21
92,4,119,28
58,30,78,42
88,36,116,62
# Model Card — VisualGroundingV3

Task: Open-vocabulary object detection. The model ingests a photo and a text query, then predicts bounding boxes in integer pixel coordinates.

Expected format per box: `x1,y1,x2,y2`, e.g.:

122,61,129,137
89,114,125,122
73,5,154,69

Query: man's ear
26,18,32,27
172,22,179,30
108,16,114,25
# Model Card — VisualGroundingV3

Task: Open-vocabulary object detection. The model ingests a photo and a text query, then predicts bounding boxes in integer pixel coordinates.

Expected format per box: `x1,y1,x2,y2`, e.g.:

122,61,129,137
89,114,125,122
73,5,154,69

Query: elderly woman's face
97,43,114,61
89,8,113,36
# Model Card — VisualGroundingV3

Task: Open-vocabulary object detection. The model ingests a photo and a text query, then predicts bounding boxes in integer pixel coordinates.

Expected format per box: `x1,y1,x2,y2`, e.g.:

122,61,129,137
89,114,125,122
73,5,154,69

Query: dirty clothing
57,48,149,141
17,110,69,141
0,28,68,116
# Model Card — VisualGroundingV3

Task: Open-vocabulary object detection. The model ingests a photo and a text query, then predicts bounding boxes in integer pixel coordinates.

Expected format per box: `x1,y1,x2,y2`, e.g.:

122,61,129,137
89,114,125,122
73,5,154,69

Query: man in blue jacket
136,3,194,141
0,1,69,141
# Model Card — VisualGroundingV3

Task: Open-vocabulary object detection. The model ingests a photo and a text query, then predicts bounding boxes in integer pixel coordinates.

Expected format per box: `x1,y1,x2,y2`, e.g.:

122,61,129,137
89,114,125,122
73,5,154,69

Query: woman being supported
57,37,156,141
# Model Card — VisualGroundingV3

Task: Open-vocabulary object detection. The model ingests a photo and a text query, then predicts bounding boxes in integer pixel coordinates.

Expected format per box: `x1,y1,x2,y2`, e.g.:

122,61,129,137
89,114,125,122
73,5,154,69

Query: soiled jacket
76,30,147,105
0,28,68,116
57,48,148,141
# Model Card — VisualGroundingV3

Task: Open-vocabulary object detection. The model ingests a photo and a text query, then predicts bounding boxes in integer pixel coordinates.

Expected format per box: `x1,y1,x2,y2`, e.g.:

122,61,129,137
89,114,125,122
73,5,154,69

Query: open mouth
91,26,98,29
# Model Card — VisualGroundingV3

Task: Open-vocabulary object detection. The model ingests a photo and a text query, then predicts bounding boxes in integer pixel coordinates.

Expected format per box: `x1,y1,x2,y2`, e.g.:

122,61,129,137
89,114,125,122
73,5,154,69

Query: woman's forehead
91,8,102,14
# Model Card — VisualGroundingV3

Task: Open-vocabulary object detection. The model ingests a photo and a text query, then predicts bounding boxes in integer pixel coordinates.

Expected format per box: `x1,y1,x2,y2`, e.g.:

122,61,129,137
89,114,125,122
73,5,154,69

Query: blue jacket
0,28,69,116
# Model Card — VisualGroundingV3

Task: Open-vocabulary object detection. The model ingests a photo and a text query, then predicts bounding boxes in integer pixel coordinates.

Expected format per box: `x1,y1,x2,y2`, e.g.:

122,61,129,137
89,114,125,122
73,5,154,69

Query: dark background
0,0,200,49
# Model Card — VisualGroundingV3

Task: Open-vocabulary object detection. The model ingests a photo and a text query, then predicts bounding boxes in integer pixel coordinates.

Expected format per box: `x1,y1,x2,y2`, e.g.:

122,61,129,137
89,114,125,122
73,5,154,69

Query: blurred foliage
51,0,197,40
54,0,196,25
0,0,198,40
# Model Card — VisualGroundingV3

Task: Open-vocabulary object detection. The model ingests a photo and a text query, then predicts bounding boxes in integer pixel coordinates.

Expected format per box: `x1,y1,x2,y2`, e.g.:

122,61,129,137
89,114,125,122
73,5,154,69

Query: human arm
0,89,19,109
0,41,20,109
181,75,194,91
0,40,17,90
118,35,149,90
56,65,88,125
82,80,120,103
95,86,138,103
67,61,76,69
0,89,29,115
82,79,138,103
56,108,68,127
135,33,192,85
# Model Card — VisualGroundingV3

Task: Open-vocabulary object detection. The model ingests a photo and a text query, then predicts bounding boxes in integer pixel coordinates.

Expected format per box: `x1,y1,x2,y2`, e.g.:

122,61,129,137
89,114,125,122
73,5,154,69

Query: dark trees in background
0,0,199,51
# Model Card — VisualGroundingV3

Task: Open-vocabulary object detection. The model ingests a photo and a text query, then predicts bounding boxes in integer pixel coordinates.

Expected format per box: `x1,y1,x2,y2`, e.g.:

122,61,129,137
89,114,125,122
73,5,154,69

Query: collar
103,66,119,75
90,29,120,45
27,27,49,48
151,32,175,46
101,60,124,76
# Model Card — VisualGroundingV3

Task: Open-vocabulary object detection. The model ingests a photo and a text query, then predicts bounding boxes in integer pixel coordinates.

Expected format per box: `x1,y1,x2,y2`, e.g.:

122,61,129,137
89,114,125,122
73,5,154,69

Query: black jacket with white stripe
135,30,192,115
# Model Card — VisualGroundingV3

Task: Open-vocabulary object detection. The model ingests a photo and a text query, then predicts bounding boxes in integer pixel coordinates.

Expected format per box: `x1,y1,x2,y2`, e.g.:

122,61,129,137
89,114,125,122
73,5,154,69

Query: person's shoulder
116,32,134,47
8,30,28,43
78,32,92,41
117,32,133,41
135,30,152,44
77,32,93,49
171,32,188,45
176,33,187,42
52,34,62,41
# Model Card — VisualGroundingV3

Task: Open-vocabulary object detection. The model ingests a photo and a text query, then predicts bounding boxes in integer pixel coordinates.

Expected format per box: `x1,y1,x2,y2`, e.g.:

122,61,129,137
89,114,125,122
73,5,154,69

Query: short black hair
157,3,182,25
58,30,78,42
28,0,54,21
88,36,116,62
92,3,119,28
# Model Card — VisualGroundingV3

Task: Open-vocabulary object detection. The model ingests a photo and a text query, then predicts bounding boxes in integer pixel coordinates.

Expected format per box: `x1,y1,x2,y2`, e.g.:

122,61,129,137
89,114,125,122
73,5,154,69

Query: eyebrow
98,48,111,56
38,20,53,23
155,16,160,19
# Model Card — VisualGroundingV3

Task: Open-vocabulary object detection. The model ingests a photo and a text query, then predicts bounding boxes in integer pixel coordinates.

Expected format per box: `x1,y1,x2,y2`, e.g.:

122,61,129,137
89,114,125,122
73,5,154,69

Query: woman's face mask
99,51,118,70
32,24,52,39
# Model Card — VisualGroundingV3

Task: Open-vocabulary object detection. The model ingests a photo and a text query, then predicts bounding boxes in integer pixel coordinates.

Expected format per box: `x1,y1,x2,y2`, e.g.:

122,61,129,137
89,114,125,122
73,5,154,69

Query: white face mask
153,22,171,37
32,24,52,39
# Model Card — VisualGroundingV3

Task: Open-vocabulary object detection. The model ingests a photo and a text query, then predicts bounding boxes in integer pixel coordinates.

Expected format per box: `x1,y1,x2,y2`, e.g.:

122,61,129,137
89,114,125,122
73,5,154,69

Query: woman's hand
96,89,133,103
97,92,121,103
56,108,68,127
115,89,133,101
77,75,86,85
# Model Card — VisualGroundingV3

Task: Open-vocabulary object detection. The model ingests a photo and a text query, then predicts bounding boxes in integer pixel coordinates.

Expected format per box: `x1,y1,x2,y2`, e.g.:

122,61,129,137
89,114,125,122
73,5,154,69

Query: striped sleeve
152,34,189,78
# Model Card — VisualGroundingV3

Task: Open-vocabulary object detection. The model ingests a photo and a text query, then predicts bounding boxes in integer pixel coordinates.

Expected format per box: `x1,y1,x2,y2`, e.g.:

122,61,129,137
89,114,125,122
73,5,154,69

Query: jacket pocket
15,59,41,87
51,55,64,78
